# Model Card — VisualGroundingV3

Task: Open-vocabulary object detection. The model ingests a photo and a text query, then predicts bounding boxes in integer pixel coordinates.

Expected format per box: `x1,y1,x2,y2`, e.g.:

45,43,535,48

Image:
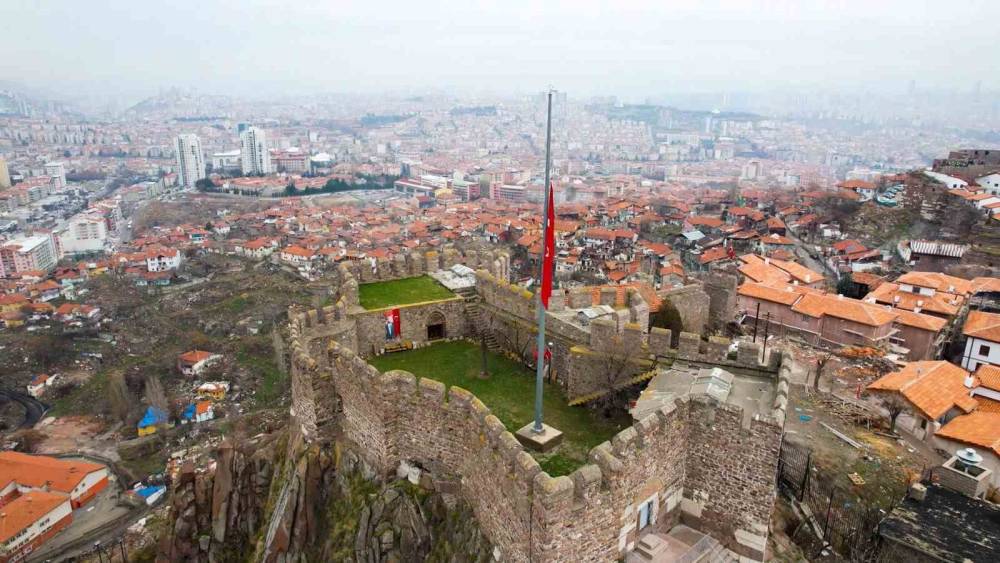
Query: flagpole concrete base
515,423,564,452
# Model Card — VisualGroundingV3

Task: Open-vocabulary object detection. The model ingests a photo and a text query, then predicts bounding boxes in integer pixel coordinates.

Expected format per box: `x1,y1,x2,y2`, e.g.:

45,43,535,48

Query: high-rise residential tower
239,127,271,175
174,134,206,187
0,157,10,189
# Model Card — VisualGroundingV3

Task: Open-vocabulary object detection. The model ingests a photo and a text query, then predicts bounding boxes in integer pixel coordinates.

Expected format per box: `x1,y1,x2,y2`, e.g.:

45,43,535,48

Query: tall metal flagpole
533,90,553,433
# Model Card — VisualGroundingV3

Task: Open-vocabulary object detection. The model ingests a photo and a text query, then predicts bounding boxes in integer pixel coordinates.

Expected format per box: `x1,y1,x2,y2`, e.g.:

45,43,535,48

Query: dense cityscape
3,2,1000,562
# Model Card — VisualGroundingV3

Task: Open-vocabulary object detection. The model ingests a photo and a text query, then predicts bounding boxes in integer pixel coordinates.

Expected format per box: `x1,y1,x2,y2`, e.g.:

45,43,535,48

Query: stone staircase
627,525,739,563
465,300,500,352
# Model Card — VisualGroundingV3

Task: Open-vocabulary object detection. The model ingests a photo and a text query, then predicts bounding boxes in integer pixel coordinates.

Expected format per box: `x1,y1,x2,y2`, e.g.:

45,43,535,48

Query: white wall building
0,491,73,559
240,127,271,175
174,134,206,187
0,156,10,188
923,170,968,189
977,173,1000,195
146,249,182,272
56,213,108,256
961,311,1000,371
43,162,66,188
211,150,242,173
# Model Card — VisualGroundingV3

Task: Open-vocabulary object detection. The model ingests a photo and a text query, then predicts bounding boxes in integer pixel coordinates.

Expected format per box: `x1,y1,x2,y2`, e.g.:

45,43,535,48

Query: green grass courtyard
358,275,457,310
369,340,629,476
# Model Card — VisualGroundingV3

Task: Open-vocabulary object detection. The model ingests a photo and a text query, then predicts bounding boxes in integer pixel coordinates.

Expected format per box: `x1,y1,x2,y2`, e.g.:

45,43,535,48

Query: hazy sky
2,0,997,101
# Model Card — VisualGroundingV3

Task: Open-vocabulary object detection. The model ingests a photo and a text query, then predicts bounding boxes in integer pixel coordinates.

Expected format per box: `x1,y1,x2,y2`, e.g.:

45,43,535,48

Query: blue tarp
134,485,165,499
181,403,196,421
138,406,168,429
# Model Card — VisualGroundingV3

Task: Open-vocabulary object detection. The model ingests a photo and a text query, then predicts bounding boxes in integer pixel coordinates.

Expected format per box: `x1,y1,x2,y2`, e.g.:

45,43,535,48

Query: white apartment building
174,134,206,187
0,156,10,188
43,162,66,188
240,127,271,175
56,213,109,256
211,150,242,173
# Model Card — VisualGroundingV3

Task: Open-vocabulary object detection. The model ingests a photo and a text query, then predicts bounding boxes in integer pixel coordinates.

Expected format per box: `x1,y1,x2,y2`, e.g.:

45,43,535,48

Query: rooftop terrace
631,363,777,426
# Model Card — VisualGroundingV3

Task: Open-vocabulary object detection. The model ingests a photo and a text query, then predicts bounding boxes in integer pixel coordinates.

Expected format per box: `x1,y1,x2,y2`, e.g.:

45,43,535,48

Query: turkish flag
541,182,555,309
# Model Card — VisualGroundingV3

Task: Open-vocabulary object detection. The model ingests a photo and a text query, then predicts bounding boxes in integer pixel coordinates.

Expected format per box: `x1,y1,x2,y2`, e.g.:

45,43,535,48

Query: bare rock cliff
157,433,493,562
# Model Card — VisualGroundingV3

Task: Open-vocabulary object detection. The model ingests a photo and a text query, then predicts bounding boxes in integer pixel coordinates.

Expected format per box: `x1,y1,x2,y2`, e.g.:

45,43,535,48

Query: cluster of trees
197,174,400,198
282,174,400,197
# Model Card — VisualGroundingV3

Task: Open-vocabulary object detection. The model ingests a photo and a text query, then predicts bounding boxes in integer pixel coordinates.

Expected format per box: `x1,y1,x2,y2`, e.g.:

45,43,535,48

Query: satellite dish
957,448,983,466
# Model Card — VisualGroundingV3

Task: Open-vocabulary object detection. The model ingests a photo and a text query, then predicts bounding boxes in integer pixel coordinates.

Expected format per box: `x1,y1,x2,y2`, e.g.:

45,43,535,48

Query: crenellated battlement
337,247,511,286
281,259,785,561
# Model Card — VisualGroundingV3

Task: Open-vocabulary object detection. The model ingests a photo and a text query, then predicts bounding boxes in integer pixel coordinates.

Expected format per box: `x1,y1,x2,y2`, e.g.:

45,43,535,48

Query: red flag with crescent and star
541,181,555,309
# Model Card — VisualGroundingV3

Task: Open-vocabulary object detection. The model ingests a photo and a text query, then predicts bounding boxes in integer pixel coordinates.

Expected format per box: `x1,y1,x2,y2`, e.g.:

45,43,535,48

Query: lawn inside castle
358,275,457,310
369,340,630,476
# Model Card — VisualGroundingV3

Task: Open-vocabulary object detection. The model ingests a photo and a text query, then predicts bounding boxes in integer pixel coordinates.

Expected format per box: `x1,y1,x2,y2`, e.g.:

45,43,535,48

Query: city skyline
2,0,998,104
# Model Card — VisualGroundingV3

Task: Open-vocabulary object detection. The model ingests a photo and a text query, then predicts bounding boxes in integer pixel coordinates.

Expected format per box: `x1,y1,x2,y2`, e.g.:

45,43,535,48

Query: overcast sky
1,0,996,102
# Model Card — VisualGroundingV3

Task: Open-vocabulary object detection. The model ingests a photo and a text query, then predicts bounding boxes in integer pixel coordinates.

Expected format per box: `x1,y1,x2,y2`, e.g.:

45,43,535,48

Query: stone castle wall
683,398,783,558
562,320,782,401
702,272,739,331
353,298,470,356
662,283,711,335
475,271,656,396
339,247,510,286
285,300,788,561
330,249,507,357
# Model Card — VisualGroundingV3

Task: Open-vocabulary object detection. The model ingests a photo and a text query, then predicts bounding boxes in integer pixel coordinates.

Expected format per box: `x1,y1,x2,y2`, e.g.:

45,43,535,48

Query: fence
777,439,909,561
777,439,810,501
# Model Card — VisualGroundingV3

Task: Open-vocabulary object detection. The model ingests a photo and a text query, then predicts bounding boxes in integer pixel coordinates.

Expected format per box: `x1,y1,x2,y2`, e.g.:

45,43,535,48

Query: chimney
837,293,844,300
908,483,927,502
965,374,976,389
805,274,812,283
764,257,770,265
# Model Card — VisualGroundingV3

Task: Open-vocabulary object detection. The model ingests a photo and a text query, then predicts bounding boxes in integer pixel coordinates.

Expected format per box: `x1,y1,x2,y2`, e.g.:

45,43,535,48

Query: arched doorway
426,311,446,341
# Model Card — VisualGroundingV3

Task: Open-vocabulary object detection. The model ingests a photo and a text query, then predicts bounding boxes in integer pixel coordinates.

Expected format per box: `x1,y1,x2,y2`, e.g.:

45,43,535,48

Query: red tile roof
867,361,976,420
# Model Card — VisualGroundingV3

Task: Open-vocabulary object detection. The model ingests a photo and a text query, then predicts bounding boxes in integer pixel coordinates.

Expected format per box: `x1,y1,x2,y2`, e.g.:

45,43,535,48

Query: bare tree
13,429,46,453
107,372,132,423
488,312,535,365
479,329,489,378
592,334,645,417
145,374,170,425
881,394,910,433
812,352,834,392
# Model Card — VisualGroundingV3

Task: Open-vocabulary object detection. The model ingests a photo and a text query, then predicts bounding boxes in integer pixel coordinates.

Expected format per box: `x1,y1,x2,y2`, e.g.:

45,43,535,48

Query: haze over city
3,2,1000,562
3,0,1000,104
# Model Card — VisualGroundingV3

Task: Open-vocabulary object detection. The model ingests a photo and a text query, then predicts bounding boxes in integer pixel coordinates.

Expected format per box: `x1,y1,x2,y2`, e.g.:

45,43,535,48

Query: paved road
0,388,47,428
788,233,834,279
27,483,142,562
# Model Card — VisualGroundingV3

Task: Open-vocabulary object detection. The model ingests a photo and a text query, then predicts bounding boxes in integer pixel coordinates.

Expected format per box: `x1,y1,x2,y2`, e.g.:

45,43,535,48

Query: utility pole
533,89,554,434
752,302,761,342
761,312,771,362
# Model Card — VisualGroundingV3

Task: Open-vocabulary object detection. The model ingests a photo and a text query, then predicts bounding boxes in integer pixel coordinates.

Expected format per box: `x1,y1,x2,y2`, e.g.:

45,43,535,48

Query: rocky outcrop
158,434,493,562
351,481,493,562
159,432,282,562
